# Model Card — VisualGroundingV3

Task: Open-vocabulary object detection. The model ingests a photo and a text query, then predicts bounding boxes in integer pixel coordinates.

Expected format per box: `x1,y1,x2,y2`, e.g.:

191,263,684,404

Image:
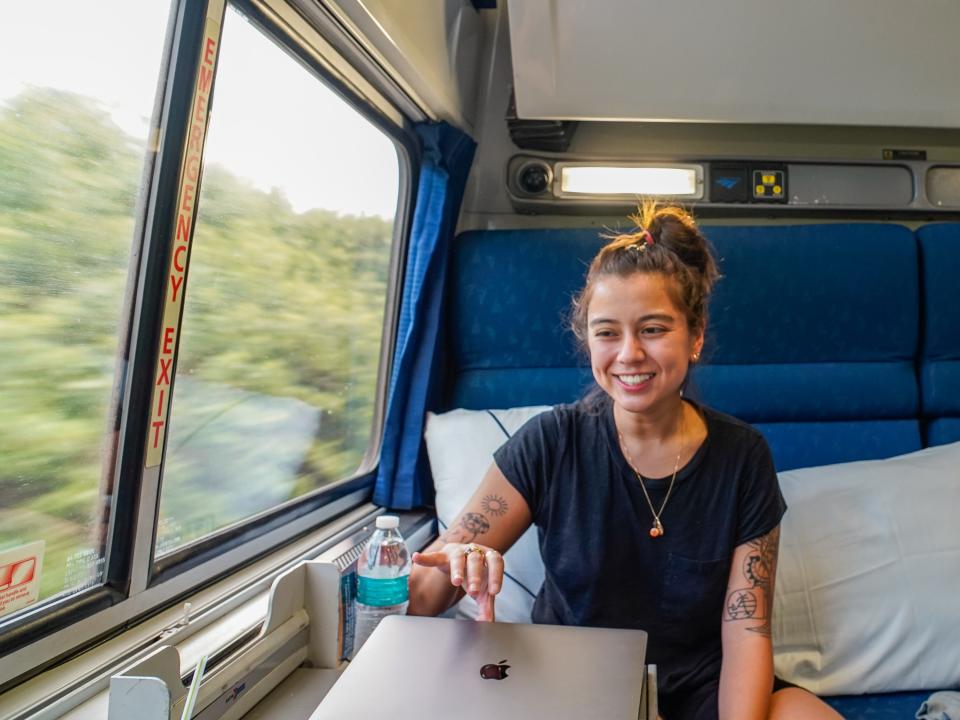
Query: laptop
311,615,650,719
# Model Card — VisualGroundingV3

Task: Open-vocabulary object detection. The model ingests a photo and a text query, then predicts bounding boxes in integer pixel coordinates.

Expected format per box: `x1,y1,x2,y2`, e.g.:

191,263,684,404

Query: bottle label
357,575,409,607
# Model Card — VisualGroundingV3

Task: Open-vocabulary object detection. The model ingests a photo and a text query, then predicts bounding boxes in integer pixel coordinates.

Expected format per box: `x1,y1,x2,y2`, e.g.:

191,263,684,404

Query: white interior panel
507,0,960,127
324,0,483,131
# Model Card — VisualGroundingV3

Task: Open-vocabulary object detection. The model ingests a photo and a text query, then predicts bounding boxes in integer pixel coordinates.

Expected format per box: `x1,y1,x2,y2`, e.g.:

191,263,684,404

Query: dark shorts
659,676,804,720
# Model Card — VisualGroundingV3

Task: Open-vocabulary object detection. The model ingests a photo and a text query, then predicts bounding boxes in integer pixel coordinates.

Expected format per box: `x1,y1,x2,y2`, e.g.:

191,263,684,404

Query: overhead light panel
559,164,702,198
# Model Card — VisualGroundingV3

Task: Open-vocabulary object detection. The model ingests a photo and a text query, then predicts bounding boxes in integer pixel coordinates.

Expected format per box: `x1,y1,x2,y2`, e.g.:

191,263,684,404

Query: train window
155,6,400,554
0,2,170,617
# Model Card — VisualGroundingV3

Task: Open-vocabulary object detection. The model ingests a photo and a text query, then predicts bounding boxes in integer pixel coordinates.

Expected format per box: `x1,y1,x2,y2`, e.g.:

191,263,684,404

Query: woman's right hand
412,543,504,622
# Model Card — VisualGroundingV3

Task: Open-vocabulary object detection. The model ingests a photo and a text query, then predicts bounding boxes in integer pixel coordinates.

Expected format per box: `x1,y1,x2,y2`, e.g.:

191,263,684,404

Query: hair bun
570,201,720,347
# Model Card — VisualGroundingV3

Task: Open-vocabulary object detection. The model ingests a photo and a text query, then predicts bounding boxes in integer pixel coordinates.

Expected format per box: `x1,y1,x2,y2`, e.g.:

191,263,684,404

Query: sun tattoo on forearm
723,526,779,637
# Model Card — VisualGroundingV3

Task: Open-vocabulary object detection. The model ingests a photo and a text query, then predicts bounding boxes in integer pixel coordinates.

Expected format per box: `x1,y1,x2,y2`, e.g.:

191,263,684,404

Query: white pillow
424,406,550,622
773,441,960,695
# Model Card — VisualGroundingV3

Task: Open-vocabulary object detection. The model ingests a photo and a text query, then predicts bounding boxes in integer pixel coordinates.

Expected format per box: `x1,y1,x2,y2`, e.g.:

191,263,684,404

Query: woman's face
586,272,704,417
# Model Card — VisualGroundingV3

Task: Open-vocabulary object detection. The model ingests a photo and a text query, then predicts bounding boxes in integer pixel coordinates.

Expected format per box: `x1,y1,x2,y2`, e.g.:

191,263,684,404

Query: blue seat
824,690,930,719
446,229,602,409
919,224,960,447
693,224,920,469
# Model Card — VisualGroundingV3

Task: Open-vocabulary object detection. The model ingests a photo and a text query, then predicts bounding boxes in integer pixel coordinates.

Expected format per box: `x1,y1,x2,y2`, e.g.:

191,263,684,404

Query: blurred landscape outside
0,3,399,611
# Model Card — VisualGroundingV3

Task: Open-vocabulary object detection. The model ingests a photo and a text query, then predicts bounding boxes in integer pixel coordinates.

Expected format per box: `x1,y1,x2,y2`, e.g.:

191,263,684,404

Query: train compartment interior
1,2,959,719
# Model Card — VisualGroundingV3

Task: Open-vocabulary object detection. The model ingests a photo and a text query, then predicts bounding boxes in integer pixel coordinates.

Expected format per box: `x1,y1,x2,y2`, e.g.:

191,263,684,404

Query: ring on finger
463,543,481,556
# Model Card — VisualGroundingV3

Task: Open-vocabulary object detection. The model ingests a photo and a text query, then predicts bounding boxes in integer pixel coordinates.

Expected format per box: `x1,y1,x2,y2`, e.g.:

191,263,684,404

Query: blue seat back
694,224,920,469
447,230,601,409
919,223,960,446
444,223,927,470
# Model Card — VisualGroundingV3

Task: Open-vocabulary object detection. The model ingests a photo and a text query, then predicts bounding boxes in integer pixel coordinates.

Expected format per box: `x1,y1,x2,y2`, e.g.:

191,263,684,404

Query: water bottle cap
375,515,399,530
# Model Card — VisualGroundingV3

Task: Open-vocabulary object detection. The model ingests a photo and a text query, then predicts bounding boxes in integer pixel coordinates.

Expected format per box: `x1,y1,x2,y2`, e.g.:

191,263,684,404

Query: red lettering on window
177,212,191,242
194,93,208,125
189,122,202,156
170,273,184,302
157,357,172,386
198,65,213,95
152,420,165,448
156,389,165,417
173,245,187,273
162,326,176,355
186,154,200,182
181,183,195,214
204,37,217,65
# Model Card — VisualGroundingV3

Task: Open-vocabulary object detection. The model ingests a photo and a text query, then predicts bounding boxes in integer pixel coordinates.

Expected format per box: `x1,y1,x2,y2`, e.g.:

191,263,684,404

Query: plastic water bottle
353,515,411,653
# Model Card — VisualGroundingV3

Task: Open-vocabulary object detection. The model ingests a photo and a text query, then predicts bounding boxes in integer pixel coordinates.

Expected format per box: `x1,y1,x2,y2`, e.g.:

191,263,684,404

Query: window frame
0,0,190,678
145,0,418,584
0,0,418,691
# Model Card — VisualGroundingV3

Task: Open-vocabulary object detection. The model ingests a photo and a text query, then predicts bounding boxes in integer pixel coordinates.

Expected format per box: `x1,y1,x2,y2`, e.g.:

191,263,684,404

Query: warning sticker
0,540,45,618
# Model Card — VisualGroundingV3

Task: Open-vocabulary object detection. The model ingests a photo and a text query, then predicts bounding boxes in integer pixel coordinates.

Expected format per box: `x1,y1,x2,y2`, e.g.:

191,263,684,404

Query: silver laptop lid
312,615,647,720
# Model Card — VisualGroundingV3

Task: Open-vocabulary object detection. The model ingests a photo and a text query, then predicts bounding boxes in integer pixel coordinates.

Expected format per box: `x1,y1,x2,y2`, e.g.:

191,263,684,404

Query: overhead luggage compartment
506,0,960,128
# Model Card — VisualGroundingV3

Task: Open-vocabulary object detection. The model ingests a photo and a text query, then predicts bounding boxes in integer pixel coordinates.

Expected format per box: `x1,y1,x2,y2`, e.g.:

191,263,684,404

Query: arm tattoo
481,494,509,517
439,511,494,544
460,512,491,539
441,512,490,543
439,525,471,544
723,526,779,637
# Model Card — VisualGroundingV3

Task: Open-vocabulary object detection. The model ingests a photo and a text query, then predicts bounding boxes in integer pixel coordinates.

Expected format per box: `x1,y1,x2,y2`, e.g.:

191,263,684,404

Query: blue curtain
374,122,476,508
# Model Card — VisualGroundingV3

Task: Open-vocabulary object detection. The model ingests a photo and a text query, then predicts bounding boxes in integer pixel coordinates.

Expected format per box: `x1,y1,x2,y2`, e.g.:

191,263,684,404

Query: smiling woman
409,203,842,720
569,206,717,480
586,274,701,421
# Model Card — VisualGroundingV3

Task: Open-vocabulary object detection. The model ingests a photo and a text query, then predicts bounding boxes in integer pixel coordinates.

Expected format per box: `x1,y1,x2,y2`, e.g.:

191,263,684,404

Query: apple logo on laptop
480,660,510,680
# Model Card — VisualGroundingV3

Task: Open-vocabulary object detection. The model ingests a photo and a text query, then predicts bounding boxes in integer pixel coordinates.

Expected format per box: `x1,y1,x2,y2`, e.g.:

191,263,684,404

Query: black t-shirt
493,395,786,699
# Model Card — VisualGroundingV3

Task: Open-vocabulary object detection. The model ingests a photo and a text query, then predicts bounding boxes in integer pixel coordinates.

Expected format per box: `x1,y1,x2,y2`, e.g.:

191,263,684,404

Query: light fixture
558,164,702,198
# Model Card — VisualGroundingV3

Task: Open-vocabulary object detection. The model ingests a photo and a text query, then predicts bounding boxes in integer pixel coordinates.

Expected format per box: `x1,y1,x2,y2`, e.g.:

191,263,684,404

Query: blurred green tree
0,87,395,596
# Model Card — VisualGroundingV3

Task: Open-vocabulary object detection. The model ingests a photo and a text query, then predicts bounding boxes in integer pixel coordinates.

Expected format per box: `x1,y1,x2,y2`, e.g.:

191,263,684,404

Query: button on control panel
752,168,787,201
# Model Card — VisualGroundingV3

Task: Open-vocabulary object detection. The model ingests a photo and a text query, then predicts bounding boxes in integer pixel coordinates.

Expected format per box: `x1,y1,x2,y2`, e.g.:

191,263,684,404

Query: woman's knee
768,687,844,720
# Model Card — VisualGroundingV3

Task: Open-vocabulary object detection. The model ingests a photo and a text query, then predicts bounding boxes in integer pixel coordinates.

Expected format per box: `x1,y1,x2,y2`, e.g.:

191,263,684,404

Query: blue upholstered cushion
703,224,917,364
918,224,960,417
698,224,918,422
689,362,916,422
449,224,919,433
450,230,602,374
824,691,930,719
755,420,921,471
929,418,960,447
451,367,594,410
922,363,960,416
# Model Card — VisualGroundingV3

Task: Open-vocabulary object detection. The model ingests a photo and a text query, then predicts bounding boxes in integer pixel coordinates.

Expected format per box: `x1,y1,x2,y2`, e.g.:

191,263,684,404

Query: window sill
1,505,434,720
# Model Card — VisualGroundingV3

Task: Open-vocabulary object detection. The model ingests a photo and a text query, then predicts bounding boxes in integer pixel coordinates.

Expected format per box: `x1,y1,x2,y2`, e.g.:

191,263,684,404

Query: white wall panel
325,0,484,132
507,0,960,128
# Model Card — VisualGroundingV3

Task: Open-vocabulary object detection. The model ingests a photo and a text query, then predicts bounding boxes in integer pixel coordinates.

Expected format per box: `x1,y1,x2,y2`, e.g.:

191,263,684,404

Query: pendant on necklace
650,519,664,538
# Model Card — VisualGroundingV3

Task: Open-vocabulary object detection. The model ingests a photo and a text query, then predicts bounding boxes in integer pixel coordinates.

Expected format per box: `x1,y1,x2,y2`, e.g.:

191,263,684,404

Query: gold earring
691,352,701,362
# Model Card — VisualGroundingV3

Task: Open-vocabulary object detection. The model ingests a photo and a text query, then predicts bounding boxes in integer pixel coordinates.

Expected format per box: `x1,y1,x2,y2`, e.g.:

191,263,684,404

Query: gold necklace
618,409,685,538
